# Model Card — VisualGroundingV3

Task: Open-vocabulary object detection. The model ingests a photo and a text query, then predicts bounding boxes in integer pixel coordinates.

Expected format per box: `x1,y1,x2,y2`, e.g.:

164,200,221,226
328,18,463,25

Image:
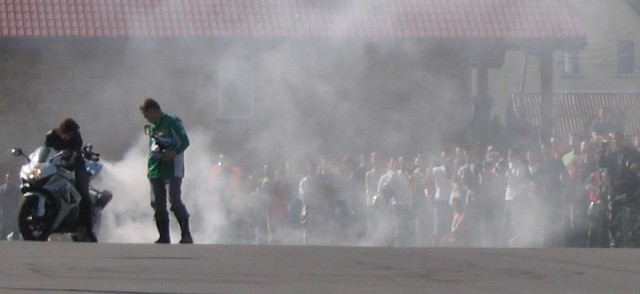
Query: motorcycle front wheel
18,197,54,241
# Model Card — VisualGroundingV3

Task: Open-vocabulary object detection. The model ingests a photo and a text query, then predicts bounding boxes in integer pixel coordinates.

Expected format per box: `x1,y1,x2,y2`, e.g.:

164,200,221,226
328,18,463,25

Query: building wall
490,0,640,125
0,38,472,171
559,0,640,91
0,38,229,167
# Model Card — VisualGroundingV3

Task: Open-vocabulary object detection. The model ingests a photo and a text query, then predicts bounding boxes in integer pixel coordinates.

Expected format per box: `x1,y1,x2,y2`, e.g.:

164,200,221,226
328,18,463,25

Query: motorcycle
11,144,112,242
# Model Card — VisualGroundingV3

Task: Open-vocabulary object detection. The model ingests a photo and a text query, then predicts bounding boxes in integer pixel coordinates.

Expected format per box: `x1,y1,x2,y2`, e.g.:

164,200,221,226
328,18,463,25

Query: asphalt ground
0,242,638,294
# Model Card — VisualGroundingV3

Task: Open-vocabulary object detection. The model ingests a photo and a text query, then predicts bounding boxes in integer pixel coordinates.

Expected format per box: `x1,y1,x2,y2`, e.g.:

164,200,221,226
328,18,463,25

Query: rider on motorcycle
44,118,97,242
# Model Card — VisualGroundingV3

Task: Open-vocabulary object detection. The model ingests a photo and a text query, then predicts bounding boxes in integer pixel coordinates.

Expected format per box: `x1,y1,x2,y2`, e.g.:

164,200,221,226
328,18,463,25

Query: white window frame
561,52,581,76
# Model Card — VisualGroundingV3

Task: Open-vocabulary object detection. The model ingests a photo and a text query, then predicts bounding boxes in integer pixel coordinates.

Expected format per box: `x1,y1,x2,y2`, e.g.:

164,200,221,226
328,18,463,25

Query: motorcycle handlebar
82,144,100,161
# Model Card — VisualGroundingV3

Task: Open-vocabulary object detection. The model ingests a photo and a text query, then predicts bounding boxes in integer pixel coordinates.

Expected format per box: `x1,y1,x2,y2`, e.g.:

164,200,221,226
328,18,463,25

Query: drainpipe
537,49,554,144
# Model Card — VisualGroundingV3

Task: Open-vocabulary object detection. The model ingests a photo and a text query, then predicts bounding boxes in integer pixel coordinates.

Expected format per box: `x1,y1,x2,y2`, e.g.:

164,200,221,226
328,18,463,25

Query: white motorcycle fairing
13,146,111,241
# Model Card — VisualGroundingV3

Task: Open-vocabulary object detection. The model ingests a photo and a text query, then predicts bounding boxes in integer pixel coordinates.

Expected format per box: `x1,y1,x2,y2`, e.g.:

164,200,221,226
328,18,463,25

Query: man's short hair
58,118,80,135
139,98,161,112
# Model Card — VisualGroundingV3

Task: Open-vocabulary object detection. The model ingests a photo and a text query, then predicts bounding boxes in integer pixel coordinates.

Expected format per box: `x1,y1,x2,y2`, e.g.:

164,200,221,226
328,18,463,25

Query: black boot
178,217,193,244
85,222,98,243
155,218,171,244
80,207,97,243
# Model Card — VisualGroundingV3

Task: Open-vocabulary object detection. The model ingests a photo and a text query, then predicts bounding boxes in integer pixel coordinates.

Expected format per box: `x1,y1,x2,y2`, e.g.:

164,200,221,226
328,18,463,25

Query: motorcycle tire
18,197,54,241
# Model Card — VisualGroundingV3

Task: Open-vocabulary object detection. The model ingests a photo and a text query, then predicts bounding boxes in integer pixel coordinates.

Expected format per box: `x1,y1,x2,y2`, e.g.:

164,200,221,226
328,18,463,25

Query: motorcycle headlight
27,167,43,180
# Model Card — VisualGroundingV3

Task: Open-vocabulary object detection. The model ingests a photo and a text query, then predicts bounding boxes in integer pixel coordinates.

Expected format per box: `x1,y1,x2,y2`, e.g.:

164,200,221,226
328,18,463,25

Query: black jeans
75,160,92,229
150,177,190,222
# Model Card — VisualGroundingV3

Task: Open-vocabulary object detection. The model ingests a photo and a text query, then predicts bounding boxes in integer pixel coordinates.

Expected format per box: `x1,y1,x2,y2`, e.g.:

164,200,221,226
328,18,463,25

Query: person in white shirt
371,158,396,246
389,158,413,246
431,156,453,246
501,146,531,246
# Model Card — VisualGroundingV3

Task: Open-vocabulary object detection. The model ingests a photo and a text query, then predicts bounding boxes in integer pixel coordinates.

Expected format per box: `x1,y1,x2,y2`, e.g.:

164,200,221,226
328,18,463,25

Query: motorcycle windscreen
28,147,54,163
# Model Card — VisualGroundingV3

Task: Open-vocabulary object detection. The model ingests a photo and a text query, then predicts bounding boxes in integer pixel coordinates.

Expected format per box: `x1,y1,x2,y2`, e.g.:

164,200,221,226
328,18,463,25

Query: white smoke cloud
2,0,578,248
96,128,228,244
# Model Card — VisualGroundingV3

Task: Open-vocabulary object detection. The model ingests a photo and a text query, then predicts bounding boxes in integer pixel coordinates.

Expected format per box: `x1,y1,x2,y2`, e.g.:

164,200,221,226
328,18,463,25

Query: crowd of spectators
210,107,640,248
5,107,633,247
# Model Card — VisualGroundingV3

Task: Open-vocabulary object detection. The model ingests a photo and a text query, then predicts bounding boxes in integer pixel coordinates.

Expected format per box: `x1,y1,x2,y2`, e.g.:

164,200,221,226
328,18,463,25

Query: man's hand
162,150,176,162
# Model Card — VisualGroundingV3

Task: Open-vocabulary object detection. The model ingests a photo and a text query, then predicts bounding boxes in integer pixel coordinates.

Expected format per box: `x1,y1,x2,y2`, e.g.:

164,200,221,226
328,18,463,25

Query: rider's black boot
155,217,171,244
85,222,98,243
80,206,97,243
177,217,193,244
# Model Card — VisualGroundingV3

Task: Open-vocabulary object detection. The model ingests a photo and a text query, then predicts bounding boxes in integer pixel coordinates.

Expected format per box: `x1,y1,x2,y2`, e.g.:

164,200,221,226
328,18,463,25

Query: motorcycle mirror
10,148,23,156
144,124,151,135
11,148,30,162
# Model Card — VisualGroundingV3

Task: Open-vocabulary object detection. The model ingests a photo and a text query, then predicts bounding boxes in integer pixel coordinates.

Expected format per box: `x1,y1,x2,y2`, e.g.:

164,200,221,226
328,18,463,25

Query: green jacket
147,113,190,179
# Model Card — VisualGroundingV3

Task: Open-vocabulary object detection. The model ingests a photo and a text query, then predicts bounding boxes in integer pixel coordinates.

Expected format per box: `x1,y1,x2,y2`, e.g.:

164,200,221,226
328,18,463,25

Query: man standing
140,98,193,244
598,131,640,247
0,173,20,240
591,107,621,137
562,134,582,168
431,155,453,246
529,144,569,247
502,147,531,247
364,152,385,239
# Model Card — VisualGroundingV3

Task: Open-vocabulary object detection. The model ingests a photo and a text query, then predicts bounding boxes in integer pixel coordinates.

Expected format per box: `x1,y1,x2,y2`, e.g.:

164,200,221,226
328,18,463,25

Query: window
217,56,255,119
561,52,580,76
618,40,636,75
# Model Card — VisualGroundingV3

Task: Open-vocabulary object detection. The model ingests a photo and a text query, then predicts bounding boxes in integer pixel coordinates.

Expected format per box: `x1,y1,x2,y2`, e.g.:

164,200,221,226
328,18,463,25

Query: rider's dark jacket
44,129,84,168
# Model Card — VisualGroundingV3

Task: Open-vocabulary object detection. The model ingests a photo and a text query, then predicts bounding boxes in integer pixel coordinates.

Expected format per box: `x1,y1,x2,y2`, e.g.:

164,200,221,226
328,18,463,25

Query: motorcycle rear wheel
18,197,54,241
